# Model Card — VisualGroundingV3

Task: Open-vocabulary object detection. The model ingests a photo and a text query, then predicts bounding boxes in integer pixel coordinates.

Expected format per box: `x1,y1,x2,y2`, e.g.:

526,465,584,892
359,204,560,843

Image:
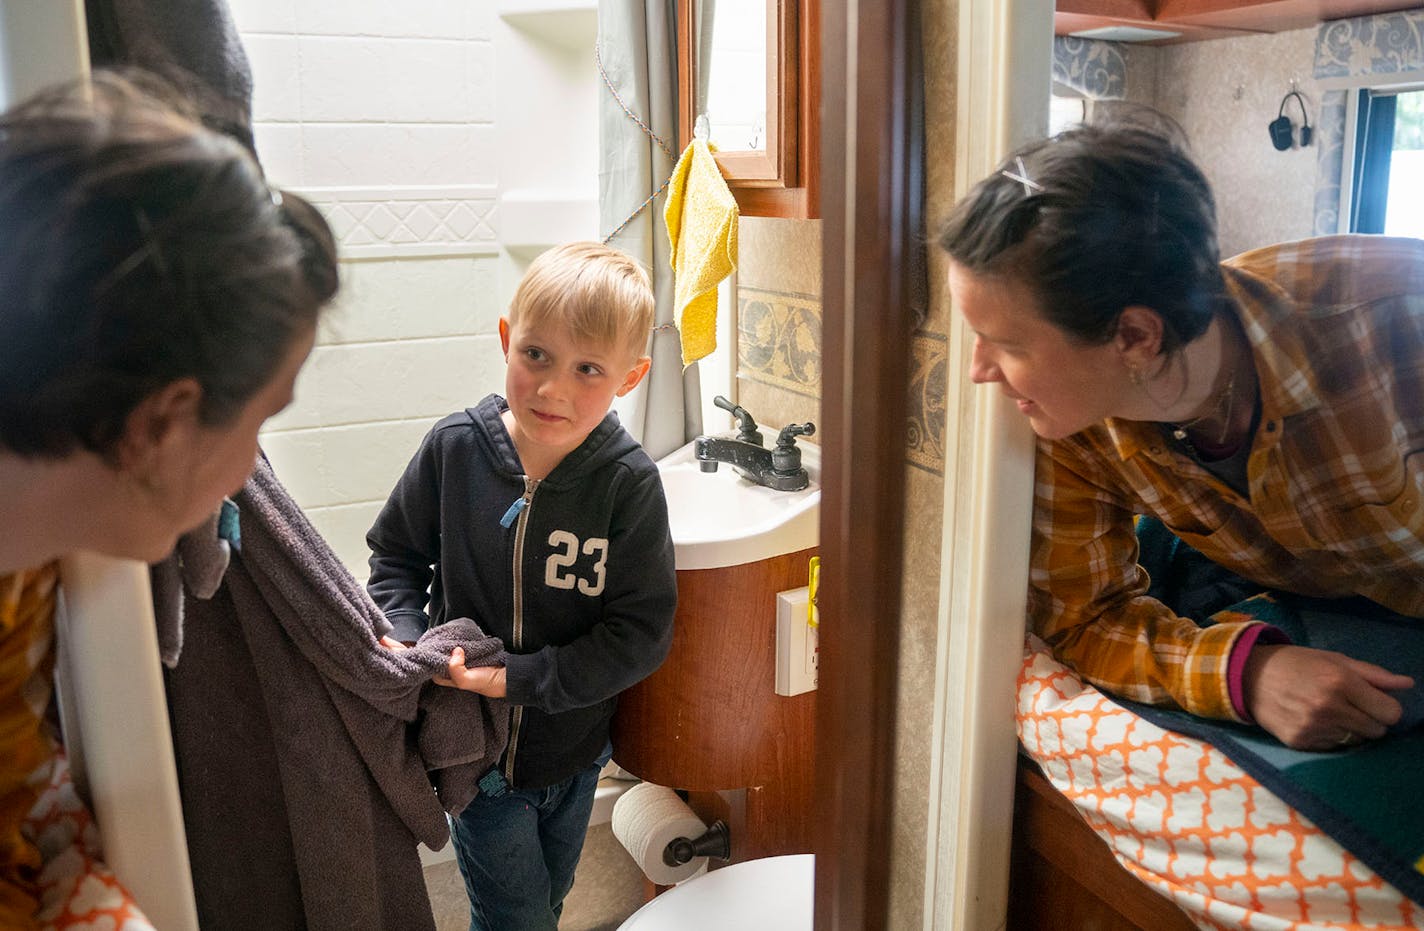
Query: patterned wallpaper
737,288,822,399
734,217,822,437
1151,29,1323,255
906,332,948,475
1053,37,1129,99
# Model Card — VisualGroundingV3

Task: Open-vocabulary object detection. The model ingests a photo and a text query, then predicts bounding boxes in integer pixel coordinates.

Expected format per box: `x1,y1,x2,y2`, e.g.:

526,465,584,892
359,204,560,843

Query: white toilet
618,854,814,930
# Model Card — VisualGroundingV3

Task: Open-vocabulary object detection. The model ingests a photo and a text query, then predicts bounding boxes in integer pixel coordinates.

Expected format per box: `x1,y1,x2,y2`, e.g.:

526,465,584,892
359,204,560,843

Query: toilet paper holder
662,819,731,867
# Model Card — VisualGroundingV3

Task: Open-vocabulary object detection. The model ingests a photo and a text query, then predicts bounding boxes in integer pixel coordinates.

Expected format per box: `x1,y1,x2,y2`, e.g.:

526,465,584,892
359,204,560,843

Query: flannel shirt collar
1100,245,1326,464
1221,253,1325,421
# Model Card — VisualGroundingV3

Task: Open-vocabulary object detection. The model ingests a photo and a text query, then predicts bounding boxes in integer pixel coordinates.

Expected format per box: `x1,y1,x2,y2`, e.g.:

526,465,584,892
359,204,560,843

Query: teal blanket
1127,519,1424,905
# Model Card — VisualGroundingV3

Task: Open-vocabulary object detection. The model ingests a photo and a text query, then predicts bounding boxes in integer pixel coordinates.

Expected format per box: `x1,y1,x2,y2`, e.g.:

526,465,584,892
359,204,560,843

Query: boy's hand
435,646,508,698
379,635,411,652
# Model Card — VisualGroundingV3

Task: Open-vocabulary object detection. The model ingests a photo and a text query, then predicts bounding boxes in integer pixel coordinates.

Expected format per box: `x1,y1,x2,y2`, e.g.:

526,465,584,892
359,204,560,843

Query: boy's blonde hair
508,242,655,361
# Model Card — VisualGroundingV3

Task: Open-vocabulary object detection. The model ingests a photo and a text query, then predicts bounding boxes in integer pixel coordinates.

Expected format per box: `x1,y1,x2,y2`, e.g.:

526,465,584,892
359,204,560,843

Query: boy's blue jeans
449,743,612,931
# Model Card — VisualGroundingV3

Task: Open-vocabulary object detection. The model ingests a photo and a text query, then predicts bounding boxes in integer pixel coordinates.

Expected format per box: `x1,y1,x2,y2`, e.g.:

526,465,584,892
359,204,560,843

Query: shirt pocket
1150,493,1240,541
1314,448,1424,565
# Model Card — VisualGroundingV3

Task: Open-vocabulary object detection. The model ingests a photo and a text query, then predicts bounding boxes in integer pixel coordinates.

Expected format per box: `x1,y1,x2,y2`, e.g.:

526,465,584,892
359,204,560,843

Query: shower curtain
598,0,703,460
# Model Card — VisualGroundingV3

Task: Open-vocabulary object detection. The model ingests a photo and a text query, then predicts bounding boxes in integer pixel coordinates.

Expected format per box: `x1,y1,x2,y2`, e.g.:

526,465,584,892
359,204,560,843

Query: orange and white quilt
27,750,155,931
1017,635,1423,930
2,567,153,930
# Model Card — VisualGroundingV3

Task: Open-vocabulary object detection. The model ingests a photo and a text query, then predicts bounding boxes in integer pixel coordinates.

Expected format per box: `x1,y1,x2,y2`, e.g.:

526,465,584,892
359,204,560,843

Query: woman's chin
1024,413,1078,441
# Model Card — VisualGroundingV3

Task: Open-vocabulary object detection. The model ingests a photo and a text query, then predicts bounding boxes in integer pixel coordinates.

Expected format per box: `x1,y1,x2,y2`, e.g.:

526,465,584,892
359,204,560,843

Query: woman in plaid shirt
938,112,1423,752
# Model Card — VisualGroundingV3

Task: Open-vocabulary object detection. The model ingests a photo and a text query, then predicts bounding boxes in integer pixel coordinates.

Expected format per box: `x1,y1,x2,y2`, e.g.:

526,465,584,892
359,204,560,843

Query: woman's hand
1243,644,1414,750
435,646,508,698
379,635,411,652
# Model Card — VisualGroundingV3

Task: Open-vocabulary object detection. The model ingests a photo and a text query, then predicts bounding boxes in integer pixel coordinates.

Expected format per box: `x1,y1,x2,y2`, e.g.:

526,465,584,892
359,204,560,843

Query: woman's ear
1114,306,1166,370
616,356,652,397
115,378,203,473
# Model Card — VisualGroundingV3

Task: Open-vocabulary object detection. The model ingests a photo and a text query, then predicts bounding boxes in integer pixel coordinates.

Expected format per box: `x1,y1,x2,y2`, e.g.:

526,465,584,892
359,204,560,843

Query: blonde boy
367,242,677,931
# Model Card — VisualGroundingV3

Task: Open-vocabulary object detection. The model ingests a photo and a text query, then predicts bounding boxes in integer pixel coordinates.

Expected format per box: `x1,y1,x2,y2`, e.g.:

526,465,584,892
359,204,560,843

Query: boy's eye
578,363,604,377
524,347,547,361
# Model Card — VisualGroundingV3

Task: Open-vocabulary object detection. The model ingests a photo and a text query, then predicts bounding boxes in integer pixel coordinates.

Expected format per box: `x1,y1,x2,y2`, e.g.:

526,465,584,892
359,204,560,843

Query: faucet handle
769,422,815,486
713,395,764,446
776,422,816,448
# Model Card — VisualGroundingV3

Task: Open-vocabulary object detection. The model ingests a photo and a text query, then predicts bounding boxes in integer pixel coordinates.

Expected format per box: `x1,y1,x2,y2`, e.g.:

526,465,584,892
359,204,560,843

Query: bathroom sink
656,439,820,570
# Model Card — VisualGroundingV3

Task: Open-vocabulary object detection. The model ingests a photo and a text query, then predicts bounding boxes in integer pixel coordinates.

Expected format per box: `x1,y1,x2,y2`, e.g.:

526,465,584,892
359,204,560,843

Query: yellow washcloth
664,139,738,367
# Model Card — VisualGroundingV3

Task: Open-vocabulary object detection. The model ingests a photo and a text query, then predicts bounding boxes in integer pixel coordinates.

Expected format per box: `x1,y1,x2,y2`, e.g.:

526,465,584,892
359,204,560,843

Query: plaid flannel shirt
0,564,58,927
1030,235,1424,720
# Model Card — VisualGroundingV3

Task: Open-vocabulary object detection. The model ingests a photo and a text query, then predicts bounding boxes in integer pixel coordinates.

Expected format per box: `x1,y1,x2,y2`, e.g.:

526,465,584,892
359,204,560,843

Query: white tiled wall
232,0,597,575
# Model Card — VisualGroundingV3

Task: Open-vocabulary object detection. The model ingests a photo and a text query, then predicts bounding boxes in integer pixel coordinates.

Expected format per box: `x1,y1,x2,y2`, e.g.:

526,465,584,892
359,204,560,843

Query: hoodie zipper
503,476,539,785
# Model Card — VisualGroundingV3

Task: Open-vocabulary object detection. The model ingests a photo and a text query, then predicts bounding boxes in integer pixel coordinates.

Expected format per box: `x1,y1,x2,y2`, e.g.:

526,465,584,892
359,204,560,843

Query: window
1049,91,1090,135
1349,86,1424,238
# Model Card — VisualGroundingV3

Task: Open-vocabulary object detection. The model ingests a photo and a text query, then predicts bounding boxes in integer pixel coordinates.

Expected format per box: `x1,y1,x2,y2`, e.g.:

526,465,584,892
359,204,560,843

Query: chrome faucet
695,396,816,491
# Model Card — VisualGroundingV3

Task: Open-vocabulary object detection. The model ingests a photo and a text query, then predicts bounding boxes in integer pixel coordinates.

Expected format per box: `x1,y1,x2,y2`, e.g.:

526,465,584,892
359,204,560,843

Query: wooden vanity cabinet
611,546,819,864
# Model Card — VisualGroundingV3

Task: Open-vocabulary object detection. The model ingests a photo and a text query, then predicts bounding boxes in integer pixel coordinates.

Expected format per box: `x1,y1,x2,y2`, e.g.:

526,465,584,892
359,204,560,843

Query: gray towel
149,506,230,667
232,455,509,826
167,456,508,931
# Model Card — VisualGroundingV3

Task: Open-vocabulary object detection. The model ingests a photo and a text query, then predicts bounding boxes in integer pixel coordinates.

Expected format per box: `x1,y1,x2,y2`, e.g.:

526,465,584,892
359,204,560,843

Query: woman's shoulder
1224,235,1424,319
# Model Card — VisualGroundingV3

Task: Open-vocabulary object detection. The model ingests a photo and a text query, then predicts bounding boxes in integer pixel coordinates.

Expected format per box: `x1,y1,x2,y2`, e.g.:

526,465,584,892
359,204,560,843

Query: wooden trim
1010,763,1198,931
678,0,819,218
712,0,797,183
813,0,915,928
1054,0,1420,41
801,0,820,218
705,0,799,185
680,0,798,183
775,0,799,188
1053,0,1153,19
710,149,784,183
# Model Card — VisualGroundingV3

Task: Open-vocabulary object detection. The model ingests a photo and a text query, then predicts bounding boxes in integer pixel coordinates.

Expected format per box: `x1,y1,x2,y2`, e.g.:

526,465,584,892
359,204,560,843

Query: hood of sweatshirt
466,393,644,489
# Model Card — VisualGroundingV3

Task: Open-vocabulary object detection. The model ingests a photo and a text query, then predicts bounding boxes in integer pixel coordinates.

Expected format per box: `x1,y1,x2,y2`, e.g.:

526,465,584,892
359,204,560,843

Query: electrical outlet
775,587,817,696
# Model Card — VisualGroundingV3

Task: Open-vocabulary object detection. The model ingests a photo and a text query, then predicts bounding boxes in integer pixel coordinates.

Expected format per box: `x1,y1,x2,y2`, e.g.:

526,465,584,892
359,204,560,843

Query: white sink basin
656,439,820,570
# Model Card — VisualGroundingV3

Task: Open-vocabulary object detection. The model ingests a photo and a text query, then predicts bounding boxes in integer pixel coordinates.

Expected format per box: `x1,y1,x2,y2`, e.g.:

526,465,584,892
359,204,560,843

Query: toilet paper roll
611,782,709,885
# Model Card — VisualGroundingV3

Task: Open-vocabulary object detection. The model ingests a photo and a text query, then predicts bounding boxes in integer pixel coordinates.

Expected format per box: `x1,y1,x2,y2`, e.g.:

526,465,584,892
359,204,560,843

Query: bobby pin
1001,156,1043,195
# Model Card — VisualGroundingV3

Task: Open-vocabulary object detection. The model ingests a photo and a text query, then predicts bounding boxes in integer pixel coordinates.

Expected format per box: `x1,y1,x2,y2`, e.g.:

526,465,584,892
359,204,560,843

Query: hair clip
95,207,171,294
1000,157,1043,195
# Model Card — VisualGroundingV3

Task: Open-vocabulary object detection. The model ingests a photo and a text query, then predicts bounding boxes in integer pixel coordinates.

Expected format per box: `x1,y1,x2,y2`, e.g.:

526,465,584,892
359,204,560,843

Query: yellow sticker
808,556,820,629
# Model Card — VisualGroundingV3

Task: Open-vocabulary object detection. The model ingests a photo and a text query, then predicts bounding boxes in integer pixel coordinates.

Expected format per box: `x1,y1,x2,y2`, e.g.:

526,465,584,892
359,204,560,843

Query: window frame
1338,79,1424,234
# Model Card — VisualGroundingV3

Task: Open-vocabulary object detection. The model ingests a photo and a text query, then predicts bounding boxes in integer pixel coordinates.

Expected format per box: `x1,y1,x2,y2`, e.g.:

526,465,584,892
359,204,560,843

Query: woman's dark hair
938,106,1226,353
0,71,339,459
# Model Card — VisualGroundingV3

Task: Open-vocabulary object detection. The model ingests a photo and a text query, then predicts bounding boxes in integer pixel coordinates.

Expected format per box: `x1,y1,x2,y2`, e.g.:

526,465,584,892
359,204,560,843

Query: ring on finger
1336,731,1355,746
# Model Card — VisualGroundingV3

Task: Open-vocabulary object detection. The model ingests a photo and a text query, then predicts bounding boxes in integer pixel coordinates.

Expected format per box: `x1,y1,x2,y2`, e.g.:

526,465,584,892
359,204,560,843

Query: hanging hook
694,113,711,141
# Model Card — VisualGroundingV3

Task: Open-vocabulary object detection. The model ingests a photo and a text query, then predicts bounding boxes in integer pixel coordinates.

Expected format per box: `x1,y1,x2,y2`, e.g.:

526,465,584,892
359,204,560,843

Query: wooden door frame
813,1,919,927
813,0,1050,925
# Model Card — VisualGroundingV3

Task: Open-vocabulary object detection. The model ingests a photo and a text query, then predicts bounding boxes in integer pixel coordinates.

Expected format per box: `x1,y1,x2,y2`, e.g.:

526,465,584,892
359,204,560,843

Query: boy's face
499,316,651,465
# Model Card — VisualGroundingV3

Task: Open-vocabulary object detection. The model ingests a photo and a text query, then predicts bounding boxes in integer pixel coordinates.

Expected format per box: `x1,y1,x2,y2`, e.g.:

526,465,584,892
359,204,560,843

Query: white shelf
498,1,598,52
499,190,598,252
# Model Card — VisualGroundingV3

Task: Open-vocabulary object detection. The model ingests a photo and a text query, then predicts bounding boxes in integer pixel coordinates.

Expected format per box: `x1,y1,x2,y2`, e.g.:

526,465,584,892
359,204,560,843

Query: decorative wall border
1311,11,1424,235
737,287,823,399
296,185,500,259
907,330,948,475
1315,12,1424,79
1052,36,1129,100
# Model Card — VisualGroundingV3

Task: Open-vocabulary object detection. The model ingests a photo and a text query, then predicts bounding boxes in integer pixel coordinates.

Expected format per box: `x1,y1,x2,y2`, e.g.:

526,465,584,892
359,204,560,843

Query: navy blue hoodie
367,394,676,789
